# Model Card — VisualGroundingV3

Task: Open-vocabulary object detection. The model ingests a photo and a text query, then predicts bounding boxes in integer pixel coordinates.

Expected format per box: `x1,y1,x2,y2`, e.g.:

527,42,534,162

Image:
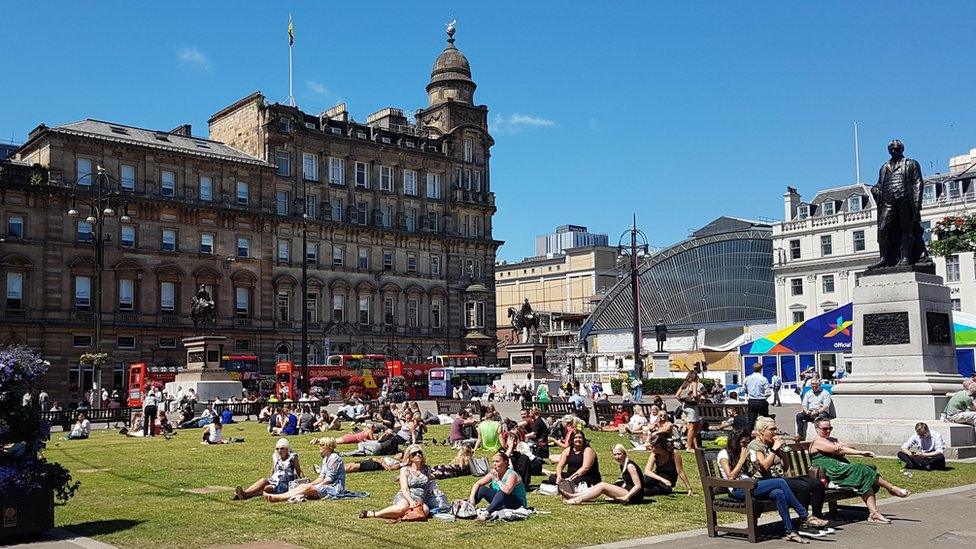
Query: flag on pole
288,15,294,46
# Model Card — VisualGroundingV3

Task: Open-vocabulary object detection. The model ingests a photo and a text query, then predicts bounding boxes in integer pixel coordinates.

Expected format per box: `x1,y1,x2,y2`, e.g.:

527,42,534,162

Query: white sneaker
797,527,826,538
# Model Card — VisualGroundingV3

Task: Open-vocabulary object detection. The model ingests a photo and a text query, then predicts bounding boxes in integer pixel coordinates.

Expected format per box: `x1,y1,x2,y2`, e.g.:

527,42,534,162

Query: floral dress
393,466,449,510
269,451,299,493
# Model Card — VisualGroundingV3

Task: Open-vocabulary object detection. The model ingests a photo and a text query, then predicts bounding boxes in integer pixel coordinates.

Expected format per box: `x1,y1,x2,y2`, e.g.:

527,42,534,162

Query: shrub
609,376,715,395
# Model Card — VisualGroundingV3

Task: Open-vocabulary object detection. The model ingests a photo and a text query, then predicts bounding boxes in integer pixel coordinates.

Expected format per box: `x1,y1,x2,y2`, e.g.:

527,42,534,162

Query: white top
207,425,223,443
72,419,91,437
717,448,751,494
628,414,648,430
901,431,945,454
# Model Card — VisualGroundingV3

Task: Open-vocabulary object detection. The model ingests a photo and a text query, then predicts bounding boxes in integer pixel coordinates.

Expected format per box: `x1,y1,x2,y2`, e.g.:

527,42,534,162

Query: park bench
521,399,587,423
435,399,484,418
592,402,673,427
695,442,867,543
209,401,265,420
41,407,131,430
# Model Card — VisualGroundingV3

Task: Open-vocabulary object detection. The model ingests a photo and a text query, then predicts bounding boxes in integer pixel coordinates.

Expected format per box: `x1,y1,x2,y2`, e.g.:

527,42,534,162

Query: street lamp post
617,214,649,381
298,180,310,396
66,166,131,361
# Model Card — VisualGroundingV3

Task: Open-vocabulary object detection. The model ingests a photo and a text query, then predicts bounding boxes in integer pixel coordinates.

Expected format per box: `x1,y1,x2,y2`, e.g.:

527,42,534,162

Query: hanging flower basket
931,214,976,257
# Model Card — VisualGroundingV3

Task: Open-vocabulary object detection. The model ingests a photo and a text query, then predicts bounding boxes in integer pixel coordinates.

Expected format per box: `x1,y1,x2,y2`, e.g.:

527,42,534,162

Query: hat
275,438,290,449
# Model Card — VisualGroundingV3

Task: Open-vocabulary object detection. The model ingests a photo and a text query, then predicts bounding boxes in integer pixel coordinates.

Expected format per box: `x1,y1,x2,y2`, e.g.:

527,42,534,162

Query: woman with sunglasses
359,444,448,519
809,418,910,524
234,438,304,500
264,437,345,502
564,444,644,505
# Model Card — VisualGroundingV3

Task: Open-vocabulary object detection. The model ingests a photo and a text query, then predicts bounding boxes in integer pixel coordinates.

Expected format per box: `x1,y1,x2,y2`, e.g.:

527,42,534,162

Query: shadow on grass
62,519,146,537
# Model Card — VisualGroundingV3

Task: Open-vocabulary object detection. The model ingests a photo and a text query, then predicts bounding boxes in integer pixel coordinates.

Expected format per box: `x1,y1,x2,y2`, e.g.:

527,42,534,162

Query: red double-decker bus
127,362,179,407
276,354,389,401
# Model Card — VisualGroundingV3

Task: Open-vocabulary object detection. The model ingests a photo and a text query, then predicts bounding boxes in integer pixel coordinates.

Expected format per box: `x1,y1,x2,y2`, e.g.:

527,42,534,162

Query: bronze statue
868,140,933,270
654,319,667,352
508,298,540,343
191,284,217,333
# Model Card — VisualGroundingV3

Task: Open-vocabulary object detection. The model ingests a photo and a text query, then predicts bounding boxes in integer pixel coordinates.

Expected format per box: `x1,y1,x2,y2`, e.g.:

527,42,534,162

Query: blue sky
3,1,976,261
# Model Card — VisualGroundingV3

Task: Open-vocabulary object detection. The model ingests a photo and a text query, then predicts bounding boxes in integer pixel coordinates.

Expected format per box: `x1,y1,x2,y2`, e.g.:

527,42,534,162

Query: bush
609,376,715,395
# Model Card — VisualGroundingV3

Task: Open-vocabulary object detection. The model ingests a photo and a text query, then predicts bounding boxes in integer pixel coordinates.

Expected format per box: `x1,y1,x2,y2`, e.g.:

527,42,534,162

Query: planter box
0,488,54,540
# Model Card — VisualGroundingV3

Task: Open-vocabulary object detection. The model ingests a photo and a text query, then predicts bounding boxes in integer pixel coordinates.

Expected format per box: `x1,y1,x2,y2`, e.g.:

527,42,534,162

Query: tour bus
427,366,507,398
221,354,262,391
275,354,389,401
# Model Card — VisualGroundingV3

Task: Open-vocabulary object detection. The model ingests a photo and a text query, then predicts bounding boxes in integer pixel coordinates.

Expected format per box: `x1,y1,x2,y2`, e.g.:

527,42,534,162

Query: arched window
430,345,445,357
275,342,292,363
307,343,320,365
405,346,421,363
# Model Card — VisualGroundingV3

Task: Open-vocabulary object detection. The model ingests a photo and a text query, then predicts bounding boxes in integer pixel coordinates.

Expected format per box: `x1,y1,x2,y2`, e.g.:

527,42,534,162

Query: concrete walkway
589,483,976,549
4,528,117,549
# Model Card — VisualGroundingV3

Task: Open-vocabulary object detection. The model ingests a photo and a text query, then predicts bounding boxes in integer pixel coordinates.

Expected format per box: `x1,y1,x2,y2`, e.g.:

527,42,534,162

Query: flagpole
288,14,296,107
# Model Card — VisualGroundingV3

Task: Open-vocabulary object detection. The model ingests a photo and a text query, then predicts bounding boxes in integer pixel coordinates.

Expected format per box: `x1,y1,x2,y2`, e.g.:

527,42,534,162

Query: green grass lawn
46,422,976,549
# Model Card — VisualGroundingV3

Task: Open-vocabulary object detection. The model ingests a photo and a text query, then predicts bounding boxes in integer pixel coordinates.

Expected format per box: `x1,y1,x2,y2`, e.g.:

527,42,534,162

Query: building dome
426,25,476,106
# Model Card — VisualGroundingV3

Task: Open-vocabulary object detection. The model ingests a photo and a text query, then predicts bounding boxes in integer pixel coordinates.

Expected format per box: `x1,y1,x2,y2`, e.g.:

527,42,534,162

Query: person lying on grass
264,437,345,502
563,444,644,505
430,445,475,480
234,438,304,500
345,452,405,474
359,444,449,519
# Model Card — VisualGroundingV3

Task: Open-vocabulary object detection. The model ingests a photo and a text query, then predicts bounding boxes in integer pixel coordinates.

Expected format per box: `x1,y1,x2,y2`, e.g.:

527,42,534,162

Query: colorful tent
740,304,852,355
954,311,976,346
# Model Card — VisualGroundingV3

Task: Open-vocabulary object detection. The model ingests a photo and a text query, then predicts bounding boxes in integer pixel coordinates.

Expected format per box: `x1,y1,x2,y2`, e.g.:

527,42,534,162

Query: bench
435,399,484,418
697,402,749,424
592,402,672,427
520,399,588,423
210,401,265,421
695,442,867,543
41,407,132,430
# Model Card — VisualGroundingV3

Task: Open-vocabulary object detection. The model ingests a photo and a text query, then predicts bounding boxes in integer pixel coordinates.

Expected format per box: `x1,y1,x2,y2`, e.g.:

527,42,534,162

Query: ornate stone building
0,29,499,402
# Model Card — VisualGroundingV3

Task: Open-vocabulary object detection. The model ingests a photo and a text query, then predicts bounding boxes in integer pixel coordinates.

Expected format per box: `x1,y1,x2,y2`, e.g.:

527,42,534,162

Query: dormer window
278,118,290,132
331,127,342,135
922,184,936,204
796,205,809,220
822,201,835,216
847,196,862,212
946,179,962,199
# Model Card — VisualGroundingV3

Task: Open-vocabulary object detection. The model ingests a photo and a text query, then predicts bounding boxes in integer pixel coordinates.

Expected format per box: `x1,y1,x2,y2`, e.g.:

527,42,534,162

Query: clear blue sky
3,1,976,261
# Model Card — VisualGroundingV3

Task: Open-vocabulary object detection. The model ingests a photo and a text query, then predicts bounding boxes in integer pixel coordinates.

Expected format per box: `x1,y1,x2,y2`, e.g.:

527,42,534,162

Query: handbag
469,457,489,476
451,499,478,519
386,501,428,524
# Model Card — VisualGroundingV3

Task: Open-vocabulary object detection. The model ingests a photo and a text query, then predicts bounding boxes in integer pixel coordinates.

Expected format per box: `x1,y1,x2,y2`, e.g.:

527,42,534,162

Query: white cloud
177,47,210,71
491,113,557,135
306,80,328,95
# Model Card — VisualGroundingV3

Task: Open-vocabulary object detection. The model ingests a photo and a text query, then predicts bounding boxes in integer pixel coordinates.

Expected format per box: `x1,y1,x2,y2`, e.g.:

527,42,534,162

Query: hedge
609,377,716,395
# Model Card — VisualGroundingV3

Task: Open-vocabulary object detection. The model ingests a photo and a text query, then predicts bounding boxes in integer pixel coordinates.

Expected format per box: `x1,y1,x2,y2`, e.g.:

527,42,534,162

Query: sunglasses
410,450,424,457
817,426,833,431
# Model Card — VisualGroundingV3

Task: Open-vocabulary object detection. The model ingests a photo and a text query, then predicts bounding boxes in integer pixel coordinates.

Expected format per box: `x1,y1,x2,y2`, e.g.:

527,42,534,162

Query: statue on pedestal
654,319,668,352
867,140,934,270
508,298,541,344
190,284,217,333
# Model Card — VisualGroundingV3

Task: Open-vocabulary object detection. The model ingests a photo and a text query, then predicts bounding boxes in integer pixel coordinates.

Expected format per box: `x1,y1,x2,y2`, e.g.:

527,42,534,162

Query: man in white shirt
743,364,770,430
770,374,782,406
796,379,833,439
38,390,50,412
143,390,159,438
67,412,91,440
898,422,946,470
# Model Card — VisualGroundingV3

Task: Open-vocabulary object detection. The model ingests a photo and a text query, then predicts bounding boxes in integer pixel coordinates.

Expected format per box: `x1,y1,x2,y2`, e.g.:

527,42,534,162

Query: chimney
784,186,800,220
169,124,192,137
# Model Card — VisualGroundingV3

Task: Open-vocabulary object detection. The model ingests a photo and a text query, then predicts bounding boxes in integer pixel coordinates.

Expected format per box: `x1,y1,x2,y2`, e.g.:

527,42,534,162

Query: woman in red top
601,405,631,432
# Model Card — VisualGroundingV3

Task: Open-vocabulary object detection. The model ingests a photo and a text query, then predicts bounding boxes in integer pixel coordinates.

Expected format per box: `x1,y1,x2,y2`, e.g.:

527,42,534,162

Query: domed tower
426,22,476,106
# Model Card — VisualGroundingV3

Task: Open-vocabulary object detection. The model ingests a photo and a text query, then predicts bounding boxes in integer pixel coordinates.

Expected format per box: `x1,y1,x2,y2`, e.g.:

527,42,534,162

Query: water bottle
902,470,913,478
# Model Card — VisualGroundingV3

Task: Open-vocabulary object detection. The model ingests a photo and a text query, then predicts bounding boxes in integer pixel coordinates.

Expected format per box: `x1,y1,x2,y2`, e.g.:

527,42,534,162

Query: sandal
868,513,891,524
784,532,810,544
359,510,370,519
233,486,245,501
804,516,829,528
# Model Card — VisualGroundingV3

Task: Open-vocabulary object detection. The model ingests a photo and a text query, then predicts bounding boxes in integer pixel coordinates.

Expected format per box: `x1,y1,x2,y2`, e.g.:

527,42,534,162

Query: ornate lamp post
617,214,650,380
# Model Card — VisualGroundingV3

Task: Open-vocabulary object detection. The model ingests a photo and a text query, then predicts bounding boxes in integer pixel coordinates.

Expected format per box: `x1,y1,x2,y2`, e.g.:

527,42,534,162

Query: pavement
3,528,117,549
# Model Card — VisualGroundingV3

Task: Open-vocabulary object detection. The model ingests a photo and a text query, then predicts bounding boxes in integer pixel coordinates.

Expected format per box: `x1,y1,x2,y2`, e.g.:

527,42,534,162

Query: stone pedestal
165,335,243,402
831,269,976,457
500,342,559,393
652,352,671,378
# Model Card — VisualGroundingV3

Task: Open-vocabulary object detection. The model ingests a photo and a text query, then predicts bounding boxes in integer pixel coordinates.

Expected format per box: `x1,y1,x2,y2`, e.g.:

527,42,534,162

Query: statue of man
654,319,667,352
868,140,930,269
194,284,213,307
520,298,533,318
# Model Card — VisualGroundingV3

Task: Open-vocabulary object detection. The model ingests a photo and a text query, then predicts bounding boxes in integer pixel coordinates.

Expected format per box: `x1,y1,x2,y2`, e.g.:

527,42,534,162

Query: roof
427,38,475,91
43,119,269,166
692,216,771,238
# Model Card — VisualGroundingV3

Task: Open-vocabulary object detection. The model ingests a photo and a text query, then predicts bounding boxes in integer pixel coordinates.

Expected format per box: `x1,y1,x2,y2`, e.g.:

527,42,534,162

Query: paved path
589,483,976,549
4,528,117,549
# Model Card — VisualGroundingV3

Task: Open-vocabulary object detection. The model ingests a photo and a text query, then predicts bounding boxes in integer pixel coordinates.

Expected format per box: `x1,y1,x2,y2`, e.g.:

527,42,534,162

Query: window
947,180,962,199
236,182,249,205
465,258,475,277
358,296,370,324
237,237,250,258
789,239,800,260
922,221,932,245
847,196,861,212
431,301,442,328
463,138,473,162
162,229,177,251
427,211,438,232
356,130,367,139
303,153,319,181
952,298,962,311
329,157,344,185
331,198,342,222
946,255,960,282
276,191,289,215
8,216,24,239
821,201,835,216
430,255,441,276
405,208,416,232
822,275,835,293
306,242,317,264
117,336,135,349
277,240,290,262
355,162,369,188
474,171,482,192
159,337,176,348
161,170,175,197
120,225,135,248
408,298,420,327
381,205,392,228
235,339,250,351
380,166,393,191
330,127,341,135
307,292,319,322
383,298,395,324
277,291,290,321
278,118,291,132
6,272,23,309
461,215,469,237
276,151,290,177
77,158,92,186
121,164,135,190
118,279,134,311
199,175,213,202
853,230,865,252
922,184,936,205
235,287,249,318
304,194,317,219
464,300,485,328
358,248,369,270
820,235,832,256
200,234,214,254
407,253,417,273
790,278,803,296
404,170,417,196
357,202,368,225
76,221,93,242
73,335,93,348
792,311,805,324
426,173,440,199
383,250,394,271
332,246,343,267
332,295,344,322
796,205,809,220
463,168,472,190
160,281,175,312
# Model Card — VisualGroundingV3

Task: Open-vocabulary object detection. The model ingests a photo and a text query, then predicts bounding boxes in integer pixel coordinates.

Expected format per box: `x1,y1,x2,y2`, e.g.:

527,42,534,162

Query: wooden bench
592,402,633,425
435,399,484,418
521,399,587,423
695,442,867,543
210,401,265,421
41,407,132,430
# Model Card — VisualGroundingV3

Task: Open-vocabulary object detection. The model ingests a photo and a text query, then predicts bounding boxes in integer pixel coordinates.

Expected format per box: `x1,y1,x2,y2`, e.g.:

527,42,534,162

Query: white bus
428,366,506,398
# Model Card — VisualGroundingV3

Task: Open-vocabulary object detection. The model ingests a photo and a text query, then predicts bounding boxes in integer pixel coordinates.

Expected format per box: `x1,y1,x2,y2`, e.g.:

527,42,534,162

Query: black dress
644,451,678,495
618,459,645,504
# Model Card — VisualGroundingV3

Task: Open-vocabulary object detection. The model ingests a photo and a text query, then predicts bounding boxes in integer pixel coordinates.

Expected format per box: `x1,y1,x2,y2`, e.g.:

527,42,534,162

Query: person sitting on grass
265,437,345,502
220,407,235,426
619,407,647,436
601,405,631,432
271,405,298,436
549,431,602,491
345,452,405,474
898,422,946,471
234,438,304,500
431,445,475,480
475,411,502,453
258,403,273,423
450,408,479,448
298,406,316,434
359,444,449,519
551,415,581,450
564,444,644,505
201,414,226,444
67,412,91,440
719,428,821,543
394,410,420,446
314,409,341,432
468,451,529,519
642,407,674,443
642,434,694,496
809,418,910,524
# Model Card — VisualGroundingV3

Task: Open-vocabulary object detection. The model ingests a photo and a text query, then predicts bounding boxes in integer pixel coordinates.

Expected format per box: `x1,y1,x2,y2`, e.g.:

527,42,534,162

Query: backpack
451,499,478,519
469,457,489,476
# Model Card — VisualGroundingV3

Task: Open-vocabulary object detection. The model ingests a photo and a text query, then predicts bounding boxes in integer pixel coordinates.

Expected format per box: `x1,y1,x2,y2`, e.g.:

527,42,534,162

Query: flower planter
0,487,54,540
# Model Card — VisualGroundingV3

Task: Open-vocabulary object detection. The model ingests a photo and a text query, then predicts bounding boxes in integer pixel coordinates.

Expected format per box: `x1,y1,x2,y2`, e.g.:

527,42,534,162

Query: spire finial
446,17,456,44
